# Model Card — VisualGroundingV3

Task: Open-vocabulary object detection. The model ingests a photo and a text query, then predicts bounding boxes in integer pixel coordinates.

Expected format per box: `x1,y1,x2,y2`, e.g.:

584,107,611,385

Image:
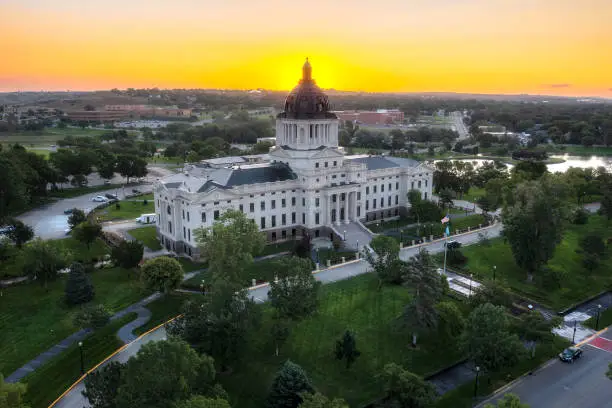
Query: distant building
66,110,130,122
104,105,193,118
333,109,404,125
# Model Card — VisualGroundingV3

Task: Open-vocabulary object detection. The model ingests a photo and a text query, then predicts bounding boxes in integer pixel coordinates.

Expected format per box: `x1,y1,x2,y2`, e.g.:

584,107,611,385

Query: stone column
335,194,340,225
353,191,359,220
344,192,350,223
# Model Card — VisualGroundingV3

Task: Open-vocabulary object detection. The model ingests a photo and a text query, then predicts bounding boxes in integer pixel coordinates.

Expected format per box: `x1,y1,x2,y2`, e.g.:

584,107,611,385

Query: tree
73,304,111,330
167,286,261,370
401,249,444,346
515,312,562,358
174,396,231,408
502,178,568,281
195,209,265,289
267,360,314,408
65,262,95,305
462,303,524,373
82,361,123,408
379,363,437,408
365,235,401,288
0,373,29,408
438,188,454,210
435,301,465,341
116,154,147,183
67,208,87,229
72,222,102,250
271,319,291,357
115,338,217,408
484,393,530,408
600,180,612,221
469,281,514,309
22,238,69,289
4,219,33,249
111,240,144,271
580,235,606,257
298,393,348,408
140,256,184,293
334,330,361,369
268,257,321,319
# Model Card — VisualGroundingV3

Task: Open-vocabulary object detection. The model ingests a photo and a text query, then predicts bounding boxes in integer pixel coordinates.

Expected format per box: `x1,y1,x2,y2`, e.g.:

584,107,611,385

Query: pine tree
65,262,95,305
267,360,314,408
334,331,361,369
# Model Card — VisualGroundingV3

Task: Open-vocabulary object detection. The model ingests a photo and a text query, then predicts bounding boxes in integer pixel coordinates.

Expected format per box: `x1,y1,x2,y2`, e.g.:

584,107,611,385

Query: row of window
365,195,400,210
315,161,338,168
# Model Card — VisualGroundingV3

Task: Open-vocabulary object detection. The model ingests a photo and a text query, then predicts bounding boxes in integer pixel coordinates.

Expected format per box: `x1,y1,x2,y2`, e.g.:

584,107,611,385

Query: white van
136,213,157,224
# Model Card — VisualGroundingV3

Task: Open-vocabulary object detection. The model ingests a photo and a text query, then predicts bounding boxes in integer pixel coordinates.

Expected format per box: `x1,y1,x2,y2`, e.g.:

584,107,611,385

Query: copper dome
277,59,337,120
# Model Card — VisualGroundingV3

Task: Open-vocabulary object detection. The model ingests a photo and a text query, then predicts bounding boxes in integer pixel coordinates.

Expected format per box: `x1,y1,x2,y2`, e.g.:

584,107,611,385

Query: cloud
547,83,572,88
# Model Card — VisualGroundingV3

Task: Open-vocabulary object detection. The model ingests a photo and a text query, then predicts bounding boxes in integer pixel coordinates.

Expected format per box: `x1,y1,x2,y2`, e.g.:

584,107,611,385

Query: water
433,155,612,173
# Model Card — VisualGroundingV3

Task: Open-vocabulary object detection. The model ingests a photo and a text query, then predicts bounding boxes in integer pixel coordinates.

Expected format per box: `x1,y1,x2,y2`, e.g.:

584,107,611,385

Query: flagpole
443,228,448,275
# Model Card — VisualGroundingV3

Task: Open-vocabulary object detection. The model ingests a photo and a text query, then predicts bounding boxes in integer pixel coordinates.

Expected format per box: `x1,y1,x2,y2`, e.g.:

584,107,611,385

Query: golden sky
1,0,611,97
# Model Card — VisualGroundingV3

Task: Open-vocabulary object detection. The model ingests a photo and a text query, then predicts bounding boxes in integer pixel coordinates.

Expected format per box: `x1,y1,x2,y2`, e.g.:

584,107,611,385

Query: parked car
559,346,582,363
64,208,75,215
445,240,462,249
105,193,118,200
91,195,108,203
0,226,14,236
132,189,141,194
104,180,111,185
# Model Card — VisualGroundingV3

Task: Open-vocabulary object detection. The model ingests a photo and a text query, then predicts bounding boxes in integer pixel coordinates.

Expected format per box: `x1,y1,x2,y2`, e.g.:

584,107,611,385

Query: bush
580,235,606,257
115,202,121,210
143,199,148,206
570,207,589,225
583,253,600,272
447,248,468,266
65,262,95,306
74,304,112,330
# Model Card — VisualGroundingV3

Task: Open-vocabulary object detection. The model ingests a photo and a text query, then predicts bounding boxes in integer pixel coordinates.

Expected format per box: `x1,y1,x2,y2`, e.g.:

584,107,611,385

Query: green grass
49,184,124,199
0,267,148,376
258,240,297,257
133,292,201,335
22,312,137,408
93,199,154,221
178,258,205,272
128,226,161,250
462,187,486,203
220,274,465,407
131,193,153,201
584,308,612,330
316,249,357,266
457,215,612,311
394,214,487,244
26,148,51,158
0,127,108,145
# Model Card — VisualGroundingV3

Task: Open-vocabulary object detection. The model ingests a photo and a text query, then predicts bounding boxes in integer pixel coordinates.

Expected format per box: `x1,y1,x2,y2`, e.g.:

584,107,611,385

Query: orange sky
1,0,611,97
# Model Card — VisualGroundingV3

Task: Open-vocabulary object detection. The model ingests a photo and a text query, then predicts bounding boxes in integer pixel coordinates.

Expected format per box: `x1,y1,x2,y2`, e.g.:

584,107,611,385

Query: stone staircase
331,221,374,251
437,268,482,298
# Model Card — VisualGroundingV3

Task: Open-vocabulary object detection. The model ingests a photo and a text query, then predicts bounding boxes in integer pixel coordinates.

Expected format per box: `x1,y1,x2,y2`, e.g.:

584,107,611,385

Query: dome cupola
278,59,337,120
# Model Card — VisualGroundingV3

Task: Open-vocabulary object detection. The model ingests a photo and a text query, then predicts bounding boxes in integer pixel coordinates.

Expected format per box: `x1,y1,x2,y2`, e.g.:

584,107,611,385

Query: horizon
1,0,611,98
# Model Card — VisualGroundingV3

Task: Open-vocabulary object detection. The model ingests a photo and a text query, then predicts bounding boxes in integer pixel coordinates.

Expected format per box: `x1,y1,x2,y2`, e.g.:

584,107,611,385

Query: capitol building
153,60,433,258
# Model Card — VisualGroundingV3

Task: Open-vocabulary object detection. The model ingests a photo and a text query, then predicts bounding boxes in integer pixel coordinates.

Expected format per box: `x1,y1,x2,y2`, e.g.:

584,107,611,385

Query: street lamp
343,230,346,241
200,280,205,294
474,366,480,397
596,304,602,330
78,341,84,374
528,304,533,311
572,320,577,344
469,274,473,297
493,265,497,281
356,240,359,252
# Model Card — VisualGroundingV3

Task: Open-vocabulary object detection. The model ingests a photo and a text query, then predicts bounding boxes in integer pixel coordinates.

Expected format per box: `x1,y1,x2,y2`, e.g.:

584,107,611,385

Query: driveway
478,328,612,408
17,185,153,240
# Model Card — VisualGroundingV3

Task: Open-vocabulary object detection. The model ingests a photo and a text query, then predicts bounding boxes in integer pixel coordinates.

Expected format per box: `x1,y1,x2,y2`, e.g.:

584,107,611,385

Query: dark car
105,193,118,200
559,346,582,363
63,208,75,215
132,189,141,194
445,240,462,249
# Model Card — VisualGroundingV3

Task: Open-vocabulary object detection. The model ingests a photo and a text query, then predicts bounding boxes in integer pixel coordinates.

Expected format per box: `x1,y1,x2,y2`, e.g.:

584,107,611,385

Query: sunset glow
1,0,611,97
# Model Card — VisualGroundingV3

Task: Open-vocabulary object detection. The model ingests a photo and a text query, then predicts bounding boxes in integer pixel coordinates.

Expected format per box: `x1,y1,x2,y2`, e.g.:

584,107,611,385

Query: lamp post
493,265,497,281
469,274,473,297
474,366,480,397
528,304,533,312
356,240,359,252
201,280,205,294
78,341,84,375
596,304,602,330
316,247,320,264
343,230,346,241
572,320,577,344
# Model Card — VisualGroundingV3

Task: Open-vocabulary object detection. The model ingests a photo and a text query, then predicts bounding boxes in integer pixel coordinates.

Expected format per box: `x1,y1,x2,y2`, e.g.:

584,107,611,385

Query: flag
445,225,450,237
441,215,450,224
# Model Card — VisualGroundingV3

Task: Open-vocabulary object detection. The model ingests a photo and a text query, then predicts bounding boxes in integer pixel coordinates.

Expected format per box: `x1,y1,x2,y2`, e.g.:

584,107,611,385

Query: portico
326,186,360,225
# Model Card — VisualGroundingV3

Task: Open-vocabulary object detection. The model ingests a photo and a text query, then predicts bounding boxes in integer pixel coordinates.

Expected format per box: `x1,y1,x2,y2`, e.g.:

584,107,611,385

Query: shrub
580,235,606,257
570,207,589,225
115,202,121,210
74,304,112,330
143,199,148,206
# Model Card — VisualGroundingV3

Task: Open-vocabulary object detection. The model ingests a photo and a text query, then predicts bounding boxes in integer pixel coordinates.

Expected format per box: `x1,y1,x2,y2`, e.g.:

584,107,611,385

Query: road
478,328,612,408
451,111,469,140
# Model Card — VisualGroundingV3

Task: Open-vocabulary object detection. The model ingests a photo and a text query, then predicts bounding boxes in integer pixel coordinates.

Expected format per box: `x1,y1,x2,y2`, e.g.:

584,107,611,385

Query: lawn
22,312,137,408
316,249,357,266
461,187,486,203
456,215,612,311
93,199,154,221
220,274,465,407
0,127,108,145
26,148,51,158
390,214,487,245
258,240,297,257
133,292,201,336
128,226,162,250
584,308,612,330
0,267,148,377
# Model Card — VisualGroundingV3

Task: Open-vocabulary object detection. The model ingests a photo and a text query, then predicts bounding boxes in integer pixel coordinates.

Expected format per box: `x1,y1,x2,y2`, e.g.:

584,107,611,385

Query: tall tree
67,208,87,229
140,256,184,293
82,362,123,408
502,178,568,281
515,312,562,358
271,319,291,357
267,360,314,408
365,235,401,288
269,257,321,319
0,155,27,221
5,218,33,248
22,238,69,289
334,330,361,369
401,249,445,346
435,301,465,341
65,262,95,305
379,363,437,408
115,339,216,408
72,221,102,250
195,209,265,288
298,393,348,408
116,154,147,183
462,303,524,373
484,393,530,408
600,179,612,221
111,240,144,272
175,396,231,408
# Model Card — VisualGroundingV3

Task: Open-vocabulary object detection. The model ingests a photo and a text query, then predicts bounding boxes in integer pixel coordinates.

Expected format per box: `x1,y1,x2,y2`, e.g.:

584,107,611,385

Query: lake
433,155,612,173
